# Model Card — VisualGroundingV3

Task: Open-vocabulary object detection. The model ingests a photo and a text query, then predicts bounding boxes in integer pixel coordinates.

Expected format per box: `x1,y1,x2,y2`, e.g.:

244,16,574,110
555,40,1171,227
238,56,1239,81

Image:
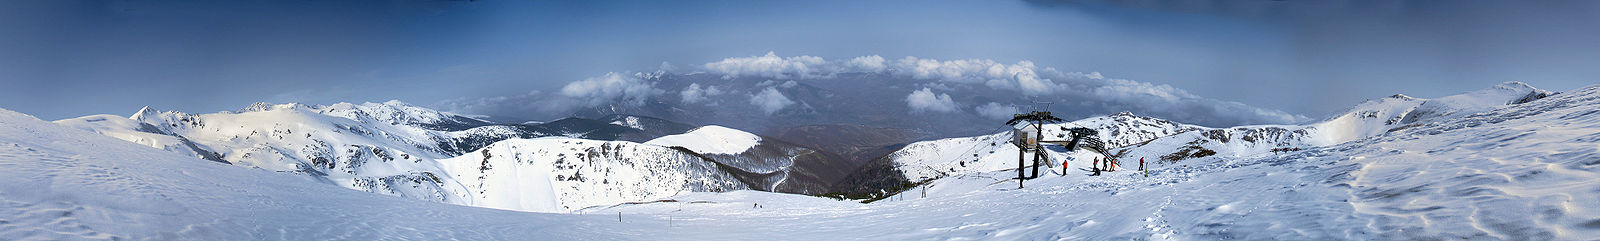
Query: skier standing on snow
1140,157,1147,177
1062,158,1069,176
1108,157,1116,172
1091,157,1101,176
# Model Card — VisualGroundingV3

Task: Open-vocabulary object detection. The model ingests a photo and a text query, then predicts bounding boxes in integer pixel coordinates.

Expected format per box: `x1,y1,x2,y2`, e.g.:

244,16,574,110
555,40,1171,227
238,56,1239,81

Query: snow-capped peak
1311,82,1554,145
130,106,159,121
1492,81,1536,92
237,102,316,113
646,125,762,155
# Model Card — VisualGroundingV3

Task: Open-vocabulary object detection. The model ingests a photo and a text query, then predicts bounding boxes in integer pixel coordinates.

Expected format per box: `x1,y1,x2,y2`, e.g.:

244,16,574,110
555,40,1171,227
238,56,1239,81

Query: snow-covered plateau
2,82,1597,240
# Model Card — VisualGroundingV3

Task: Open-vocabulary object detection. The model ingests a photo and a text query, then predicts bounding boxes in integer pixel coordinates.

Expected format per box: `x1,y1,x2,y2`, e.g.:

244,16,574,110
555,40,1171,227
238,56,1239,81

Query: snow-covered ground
55,102,520,205
0,107,622,240
645,125,762,155
438,137,747,213
2,82,1596,240
886,82,1557,184
644,125,842,194
51,101,758,215
884,111,1201,182
591,83,1600,240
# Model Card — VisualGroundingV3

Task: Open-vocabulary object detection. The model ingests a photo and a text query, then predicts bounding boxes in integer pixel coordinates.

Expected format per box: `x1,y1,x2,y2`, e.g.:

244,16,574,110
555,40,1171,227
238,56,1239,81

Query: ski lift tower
1006,105,1062,189
1004,102,1108,189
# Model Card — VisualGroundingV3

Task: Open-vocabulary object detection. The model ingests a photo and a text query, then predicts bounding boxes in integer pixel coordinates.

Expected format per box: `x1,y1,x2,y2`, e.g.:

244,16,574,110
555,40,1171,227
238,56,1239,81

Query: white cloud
892,57,1059,95
697,52,1307,124
704,52,830,79
1079,76,1310,125
704,53,1065,95
748,87,795,115
679,83,725,104
975,102,1018,120
906,88,960,113
435,72,664,121
559,72,662,107
441,53,1307,126
658,61,677,72
755,80,800,89
704,53,894,80
845,55,887,72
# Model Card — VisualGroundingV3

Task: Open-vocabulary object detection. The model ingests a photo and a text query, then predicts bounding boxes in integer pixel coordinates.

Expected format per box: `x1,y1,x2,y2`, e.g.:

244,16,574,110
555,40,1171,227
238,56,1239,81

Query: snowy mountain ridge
2,82,1596,240
855,82,1598,239
0,106,646,240
871,81,1555,186
646,125,762,155
646,125,851,194
55,100,758,214
440,137,748,213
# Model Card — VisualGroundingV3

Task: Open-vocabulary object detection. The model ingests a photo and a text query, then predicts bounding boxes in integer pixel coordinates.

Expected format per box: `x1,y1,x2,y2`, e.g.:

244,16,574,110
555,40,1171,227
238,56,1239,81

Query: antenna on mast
1028,100,1053,113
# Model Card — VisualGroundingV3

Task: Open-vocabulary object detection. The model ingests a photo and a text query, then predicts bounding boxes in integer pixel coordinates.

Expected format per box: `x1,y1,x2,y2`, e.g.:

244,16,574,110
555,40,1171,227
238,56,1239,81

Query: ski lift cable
925,124,1011,174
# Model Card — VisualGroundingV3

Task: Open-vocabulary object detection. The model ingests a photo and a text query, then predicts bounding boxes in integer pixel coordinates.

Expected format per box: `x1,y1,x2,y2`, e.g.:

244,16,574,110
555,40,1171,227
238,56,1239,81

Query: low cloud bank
439,52,1309,126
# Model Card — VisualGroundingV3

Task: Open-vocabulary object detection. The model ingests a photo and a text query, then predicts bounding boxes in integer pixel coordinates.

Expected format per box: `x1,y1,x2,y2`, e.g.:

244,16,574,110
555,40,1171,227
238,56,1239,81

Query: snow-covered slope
647,125,761,155
58,101,733,213
874,82,1556,186
317,100,497,131
54,114,223,162
588,83,1600,240
439,137,748,213
0,107,634,240
646,126,851,194
1312,81,1554,144
1,82,1593,239
109,102,482,204
867,111,1202,184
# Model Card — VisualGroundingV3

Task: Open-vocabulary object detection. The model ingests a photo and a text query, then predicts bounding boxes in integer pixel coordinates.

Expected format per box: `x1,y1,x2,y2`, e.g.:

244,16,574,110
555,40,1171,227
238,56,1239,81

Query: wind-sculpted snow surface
54,114,224,162
438,138,747,213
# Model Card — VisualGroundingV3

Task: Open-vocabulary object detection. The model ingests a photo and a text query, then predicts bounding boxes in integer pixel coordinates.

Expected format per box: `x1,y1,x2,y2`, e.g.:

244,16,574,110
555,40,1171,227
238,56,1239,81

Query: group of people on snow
1076,156,1146,177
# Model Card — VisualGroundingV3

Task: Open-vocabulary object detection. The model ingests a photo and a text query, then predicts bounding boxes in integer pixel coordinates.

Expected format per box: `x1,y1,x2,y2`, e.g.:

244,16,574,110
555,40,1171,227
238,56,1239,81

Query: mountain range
5,81,1594,239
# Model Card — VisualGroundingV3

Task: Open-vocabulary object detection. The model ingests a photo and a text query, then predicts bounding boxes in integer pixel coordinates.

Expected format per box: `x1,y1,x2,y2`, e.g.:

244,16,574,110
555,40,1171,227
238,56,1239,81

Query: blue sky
2,0,1596,122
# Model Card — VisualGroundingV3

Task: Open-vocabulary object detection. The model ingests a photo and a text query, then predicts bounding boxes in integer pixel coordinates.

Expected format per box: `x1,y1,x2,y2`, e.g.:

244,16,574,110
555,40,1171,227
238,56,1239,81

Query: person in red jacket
1140,157,1147,177
1091,157,1101,176
1061,159,1069,176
